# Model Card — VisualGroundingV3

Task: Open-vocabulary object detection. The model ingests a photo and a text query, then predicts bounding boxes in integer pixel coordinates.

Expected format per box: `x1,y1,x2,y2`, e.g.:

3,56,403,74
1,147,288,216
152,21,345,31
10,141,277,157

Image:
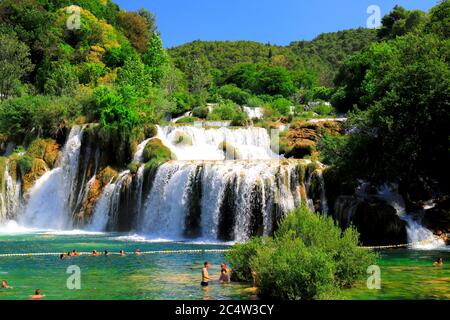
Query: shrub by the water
226,206,377,299
192,106,209,119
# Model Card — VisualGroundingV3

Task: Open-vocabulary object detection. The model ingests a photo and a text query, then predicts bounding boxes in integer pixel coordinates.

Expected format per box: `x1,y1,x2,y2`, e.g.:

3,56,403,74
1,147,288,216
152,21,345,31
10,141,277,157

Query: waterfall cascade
86,125,326,241
375,184,445,249
0,123,443,247
156,125,277,160
138,160,314,242
19,126,85,230
0,161,21,222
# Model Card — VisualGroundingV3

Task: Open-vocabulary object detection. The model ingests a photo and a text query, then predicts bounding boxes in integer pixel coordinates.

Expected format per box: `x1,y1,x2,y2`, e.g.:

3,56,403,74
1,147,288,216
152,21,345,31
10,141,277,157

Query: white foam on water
156,125,277,161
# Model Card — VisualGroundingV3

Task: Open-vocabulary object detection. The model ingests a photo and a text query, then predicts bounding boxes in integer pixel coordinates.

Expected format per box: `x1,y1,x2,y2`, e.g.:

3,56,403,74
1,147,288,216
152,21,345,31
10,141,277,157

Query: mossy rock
127,161,140,174
22,159,49,194
173,131,193,146
144,124,158,138
282,120,343,158
76,178,102,222
218,141,241,160
0,157,7,190
97,166,119,187
142,139,172,163
26,139,60,168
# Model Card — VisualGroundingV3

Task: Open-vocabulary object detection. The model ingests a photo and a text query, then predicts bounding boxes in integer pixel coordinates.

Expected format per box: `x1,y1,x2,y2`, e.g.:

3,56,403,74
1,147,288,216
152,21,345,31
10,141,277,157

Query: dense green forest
0,0,448,196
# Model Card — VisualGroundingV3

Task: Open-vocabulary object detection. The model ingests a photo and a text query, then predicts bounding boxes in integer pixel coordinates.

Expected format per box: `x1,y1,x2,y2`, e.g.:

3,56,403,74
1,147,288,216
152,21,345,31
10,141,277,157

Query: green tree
426,0,450,39
116,58,153,98
43,62,79,96
0,34,33,100
142,33,169,84
257,65,295,97
186,56,212,95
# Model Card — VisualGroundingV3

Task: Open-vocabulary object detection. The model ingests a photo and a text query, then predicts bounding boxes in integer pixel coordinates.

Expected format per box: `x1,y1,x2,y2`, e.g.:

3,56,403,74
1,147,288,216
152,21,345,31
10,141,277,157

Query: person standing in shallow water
201,261,211,287
219,263,231,284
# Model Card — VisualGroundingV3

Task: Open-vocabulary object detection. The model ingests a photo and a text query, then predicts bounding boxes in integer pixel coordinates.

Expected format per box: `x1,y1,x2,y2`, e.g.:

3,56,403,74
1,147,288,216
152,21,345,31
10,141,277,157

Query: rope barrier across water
0,236,446,258
0,249,230,258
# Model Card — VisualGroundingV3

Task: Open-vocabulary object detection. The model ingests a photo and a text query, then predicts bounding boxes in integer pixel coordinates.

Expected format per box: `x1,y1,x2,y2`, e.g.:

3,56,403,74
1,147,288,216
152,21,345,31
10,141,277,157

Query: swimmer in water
119,250,126,256
30,289,45,300
91,250,100,256
135,248,141,255
1,280,12,289
434,257,444,267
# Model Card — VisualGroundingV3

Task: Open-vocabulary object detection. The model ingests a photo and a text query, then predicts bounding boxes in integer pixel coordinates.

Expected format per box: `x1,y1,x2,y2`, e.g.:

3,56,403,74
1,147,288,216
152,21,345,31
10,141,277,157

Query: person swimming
219,263,231,284
135,248,141,255
201,261,211,287
72,250,80,256
91,250,100,256
119,250,126,256
434,257,444,267
104,250,109,256
30,289,45,300
1,280,12,289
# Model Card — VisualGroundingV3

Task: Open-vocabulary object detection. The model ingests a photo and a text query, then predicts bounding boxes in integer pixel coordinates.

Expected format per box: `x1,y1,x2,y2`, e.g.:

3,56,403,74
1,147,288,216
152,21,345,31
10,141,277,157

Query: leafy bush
312,103,335,116
231,111,248,126
270,97,292,116
176,116,198,124
246,95,264,108
218,84,251,105
17,155,34,175
207,101,240,121
192,106,209,119
0,95,82,139
226,206,377,299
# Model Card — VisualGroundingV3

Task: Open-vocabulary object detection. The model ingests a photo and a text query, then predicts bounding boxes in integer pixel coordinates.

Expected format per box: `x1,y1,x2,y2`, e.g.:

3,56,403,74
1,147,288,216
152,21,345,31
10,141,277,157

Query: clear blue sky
114,0,437,48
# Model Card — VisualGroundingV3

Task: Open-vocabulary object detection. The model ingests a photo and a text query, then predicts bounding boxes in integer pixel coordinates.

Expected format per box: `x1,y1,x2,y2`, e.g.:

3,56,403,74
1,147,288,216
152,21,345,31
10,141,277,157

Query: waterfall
0,161,21,222
19,126,85,230
375,184,445,249
243,106,264,119
88,171,130,231
133,138,153,162
156,125,277,160
138,160,315,242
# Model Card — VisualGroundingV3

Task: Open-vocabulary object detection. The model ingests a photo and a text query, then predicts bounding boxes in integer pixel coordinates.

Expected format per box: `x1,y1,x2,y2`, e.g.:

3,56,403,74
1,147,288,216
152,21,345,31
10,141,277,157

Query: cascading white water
88,171,130,231
0,161,21,222
133,138,153,163
243,106,264,120
156,125,277,160
88,137,154,232
376,184,445,249
138,160,309,242
19,126,85,230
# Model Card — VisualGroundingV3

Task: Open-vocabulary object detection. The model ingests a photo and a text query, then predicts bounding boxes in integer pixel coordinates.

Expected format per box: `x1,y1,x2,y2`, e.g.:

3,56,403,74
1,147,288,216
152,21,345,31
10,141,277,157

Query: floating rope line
361,237,445,249
0,249,230,258
0,236,447,258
